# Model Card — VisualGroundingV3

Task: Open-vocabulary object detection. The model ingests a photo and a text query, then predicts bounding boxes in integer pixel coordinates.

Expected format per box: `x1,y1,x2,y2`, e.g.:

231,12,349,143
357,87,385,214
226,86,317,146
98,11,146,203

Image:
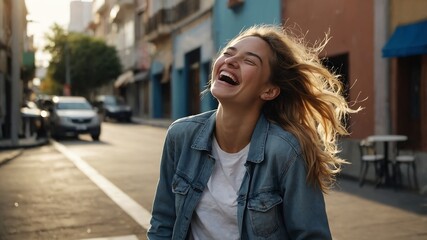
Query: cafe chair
392,148,419,190
358,139,384,187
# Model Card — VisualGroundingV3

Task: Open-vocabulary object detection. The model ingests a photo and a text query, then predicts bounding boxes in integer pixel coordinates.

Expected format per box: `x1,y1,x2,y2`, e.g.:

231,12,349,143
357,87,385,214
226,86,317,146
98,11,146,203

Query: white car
49,96,101,141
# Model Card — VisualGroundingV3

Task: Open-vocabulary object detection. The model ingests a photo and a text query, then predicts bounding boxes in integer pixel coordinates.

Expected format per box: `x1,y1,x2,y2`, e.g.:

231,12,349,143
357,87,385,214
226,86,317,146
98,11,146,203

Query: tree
44,24,122,97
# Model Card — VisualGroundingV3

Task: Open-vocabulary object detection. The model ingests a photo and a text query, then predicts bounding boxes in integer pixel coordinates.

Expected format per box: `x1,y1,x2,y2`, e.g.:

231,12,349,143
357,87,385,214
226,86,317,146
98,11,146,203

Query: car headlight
58,116,72,124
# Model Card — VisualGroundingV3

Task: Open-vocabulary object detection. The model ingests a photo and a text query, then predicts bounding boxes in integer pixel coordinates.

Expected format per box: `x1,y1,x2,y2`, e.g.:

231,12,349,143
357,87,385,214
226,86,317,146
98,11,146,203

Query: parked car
49,96,101,141
20,101,50,139
93,95,132,122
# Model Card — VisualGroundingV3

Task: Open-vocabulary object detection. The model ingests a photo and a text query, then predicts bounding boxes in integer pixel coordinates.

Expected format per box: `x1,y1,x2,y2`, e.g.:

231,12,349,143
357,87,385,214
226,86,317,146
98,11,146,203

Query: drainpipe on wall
374,0,391,134
11,0,23,146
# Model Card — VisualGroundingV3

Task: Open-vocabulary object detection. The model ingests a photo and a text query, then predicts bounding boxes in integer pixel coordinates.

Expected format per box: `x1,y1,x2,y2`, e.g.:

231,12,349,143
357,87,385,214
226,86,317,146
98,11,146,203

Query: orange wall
282,0,374,139
389,0,427,150
390,0,427,30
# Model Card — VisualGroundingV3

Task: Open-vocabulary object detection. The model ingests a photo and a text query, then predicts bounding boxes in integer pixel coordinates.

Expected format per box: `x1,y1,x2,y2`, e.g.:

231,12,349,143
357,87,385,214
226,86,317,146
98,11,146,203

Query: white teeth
221,72,234,80
219,71,238,84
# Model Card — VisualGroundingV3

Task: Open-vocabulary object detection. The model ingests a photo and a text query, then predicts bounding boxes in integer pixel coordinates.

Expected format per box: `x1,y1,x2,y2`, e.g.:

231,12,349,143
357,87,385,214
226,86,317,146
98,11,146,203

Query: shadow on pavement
334,176,427,216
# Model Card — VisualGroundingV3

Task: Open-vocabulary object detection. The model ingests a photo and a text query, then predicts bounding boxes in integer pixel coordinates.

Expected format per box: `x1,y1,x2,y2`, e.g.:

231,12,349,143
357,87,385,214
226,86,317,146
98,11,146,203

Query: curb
0,137,50,167
0,137,49,150
0,149,24,166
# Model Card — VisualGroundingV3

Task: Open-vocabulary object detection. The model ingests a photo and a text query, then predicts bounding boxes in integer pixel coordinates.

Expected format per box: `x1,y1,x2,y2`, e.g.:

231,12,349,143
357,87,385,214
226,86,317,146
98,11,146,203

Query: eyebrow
227,47,263,65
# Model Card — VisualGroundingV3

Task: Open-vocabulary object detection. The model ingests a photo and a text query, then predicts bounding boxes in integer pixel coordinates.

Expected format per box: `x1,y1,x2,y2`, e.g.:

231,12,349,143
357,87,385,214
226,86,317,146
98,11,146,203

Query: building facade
137,0,282,119
384,0,427,151
281,0,427,188
282,0,374,140
283,0,427,151
88,0,427,152
0,0,33,144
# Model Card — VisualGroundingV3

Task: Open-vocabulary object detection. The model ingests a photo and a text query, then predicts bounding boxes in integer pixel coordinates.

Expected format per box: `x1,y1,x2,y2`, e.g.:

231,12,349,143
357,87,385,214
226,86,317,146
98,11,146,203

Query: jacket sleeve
147,129,177,239
282,154,333,240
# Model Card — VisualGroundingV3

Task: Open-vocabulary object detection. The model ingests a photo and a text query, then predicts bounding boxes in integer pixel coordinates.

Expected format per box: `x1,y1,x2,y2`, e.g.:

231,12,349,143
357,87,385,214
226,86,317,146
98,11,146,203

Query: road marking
80,235,138,240
52,141,152,230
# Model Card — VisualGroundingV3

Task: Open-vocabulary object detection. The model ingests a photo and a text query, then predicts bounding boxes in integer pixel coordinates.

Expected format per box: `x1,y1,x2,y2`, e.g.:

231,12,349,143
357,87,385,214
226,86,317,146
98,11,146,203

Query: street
0,122,166,240
1,121,426,240
56,121,166,212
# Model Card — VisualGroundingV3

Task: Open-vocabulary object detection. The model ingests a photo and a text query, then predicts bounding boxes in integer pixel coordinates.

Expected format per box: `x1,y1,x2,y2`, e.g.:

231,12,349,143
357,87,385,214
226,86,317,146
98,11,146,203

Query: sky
25,0,72,67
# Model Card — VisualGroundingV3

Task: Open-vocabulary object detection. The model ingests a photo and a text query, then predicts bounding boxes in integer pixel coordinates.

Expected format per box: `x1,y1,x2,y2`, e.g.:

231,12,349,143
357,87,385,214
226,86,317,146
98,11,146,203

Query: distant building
69,0,93,33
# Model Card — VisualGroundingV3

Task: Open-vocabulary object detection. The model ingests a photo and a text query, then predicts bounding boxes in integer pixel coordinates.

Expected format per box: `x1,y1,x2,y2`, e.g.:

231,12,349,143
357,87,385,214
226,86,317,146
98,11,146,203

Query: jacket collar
191,110,270,164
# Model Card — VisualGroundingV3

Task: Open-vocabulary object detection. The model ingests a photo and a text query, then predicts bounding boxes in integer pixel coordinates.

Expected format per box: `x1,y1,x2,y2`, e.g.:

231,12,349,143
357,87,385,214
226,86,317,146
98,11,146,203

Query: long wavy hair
209,24,359,192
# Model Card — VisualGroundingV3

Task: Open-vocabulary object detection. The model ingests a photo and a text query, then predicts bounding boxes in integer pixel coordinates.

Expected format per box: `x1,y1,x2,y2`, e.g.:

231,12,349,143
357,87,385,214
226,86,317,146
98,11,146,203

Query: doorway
396,56,421,149
185,48,201,115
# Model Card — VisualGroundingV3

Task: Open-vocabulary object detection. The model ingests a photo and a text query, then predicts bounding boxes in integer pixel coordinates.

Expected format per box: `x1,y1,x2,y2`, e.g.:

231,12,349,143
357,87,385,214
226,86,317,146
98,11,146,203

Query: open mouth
219,72,239,86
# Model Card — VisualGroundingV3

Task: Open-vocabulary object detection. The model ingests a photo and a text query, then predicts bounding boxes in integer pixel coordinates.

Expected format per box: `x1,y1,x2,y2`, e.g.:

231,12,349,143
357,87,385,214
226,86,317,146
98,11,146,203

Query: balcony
93,0,107,14
115,0,134,7
145,0,200,35
117,46,136,70
110,0,135,23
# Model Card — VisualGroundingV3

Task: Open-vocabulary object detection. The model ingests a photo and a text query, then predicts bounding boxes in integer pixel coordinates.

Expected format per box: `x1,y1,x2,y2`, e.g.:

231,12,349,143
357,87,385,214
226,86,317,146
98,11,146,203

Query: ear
260,86,280,101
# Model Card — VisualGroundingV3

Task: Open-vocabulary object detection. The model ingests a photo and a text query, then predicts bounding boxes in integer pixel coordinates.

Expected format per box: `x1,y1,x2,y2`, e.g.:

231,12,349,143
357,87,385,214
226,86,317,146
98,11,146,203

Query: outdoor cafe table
366,135,408,186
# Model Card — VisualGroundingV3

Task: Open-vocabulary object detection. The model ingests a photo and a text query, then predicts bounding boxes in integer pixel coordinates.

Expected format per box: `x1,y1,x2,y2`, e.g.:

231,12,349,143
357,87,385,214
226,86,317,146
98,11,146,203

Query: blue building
169,0,281,119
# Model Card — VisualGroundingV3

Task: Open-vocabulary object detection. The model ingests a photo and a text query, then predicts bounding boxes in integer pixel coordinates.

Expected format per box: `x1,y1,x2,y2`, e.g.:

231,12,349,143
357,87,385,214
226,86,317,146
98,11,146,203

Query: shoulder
170,110,215,126
264,123,308,181
167,110,215,137
266,122,302,156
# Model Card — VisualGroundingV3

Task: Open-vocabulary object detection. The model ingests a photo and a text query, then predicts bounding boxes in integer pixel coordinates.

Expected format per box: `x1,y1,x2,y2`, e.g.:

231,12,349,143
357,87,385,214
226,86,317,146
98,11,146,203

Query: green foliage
40,76,62,95
44,24,122,97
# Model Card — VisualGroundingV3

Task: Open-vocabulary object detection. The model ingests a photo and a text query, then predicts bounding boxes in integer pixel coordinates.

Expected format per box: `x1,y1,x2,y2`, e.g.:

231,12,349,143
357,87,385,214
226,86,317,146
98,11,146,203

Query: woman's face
211,36,275,107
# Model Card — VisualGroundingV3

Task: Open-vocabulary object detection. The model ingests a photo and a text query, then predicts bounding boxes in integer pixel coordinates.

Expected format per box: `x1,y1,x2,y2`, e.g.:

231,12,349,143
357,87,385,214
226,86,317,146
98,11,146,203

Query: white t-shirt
190,136,250,240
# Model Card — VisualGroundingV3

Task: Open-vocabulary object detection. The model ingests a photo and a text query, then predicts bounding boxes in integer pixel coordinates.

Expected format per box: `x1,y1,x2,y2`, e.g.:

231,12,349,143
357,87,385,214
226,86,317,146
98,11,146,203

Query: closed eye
244,58,256,65
223,51,233,57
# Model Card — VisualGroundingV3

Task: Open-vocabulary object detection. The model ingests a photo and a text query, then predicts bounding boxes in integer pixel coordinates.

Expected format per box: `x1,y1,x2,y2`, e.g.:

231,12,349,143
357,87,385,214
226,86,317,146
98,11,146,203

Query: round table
366,135,408,186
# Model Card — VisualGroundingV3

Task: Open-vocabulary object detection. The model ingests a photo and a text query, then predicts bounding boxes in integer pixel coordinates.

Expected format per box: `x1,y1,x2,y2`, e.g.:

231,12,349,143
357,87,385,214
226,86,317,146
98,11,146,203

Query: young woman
148,24,357,239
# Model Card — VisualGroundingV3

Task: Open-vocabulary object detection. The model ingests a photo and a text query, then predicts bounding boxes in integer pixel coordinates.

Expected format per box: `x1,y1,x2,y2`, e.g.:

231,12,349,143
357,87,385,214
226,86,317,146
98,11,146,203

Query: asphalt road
0,122,166,240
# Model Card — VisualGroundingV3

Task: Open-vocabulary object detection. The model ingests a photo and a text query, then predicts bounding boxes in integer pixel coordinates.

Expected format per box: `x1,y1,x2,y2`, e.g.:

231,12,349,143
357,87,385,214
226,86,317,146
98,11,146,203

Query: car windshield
104,96,125,105
57,101,92,110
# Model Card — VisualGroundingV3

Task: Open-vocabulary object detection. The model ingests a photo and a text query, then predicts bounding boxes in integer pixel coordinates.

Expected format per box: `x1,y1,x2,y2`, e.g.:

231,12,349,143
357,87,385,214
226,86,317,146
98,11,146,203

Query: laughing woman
148,24,358,240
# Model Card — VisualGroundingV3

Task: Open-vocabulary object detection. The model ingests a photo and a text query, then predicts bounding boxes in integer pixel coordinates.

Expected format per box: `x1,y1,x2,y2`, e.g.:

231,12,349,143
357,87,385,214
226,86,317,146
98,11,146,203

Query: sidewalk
0,136,49,166
326,176,427,239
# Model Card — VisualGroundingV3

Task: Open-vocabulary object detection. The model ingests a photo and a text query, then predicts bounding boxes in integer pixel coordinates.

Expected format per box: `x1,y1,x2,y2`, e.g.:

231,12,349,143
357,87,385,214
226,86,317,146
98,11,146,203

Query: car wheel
50,127,60,140
91,134,100,141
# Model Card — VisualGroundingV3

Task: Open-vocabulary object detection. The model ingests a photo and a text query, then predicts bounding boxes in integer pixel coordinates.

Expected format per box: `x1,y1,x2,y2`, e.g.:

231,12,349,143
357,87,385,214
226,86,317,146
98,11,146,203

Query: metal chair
392,147,418,190
358,139,384,187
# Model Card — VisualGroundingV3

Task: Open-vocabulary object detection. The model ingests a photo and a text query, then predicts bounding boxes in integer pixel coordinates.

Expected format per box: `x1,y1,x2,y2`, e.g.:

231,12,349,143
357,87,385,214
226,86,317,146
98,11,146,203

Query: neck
215,105,260,153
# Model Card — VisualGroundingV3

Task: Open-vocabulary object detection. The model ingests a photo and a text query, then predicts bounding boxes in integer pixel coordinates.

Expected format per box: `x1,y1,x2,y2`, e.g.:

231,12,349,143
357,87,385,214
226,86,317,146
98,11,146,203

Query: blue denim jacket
148,110,332,240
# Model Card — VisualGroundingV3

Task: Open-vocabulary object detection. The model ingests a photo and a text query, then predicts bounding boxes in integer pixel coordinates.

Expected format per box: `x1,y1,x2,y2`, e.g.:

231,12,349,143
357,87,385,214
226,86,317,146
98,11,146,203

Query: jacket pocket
171,174,191,213
247,192,283,237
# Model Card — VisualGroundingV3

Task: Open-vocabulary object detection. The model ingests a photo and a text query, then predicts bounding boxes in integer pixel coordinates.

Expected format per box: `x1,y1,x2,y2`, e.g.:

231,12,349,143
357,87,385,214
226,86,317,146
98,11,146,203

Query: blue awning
382,20,427,58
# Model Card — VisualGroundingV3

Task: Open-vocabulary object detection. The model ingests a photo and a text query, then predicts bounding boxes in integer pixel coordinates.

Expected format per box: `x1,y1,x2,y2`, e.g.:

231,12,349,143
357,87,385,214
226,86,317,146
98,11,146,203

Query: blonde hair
214,24,359,192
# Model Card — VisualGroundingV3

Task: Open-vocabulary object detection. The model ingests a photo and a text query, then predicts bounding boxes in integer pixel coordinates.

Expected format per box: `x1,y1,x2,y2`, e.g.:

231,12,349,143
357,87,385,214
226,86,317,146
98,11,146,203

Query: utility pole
64,43,71,96
11,0,23,145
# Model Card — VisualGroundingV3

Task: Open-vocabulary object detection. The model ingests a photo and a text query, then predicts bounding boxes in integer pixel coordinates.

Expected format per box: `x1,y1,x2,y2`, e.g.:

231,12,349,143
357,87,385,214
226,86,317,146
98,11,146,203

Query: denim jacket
148,110,332,240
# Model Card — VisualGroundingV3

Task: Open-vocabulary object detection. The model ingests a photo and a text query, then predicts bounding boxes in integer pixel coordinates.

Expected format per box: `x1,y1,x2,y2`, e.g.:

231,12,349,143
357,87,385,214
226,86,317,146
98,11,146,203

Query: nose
224,56,238,68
